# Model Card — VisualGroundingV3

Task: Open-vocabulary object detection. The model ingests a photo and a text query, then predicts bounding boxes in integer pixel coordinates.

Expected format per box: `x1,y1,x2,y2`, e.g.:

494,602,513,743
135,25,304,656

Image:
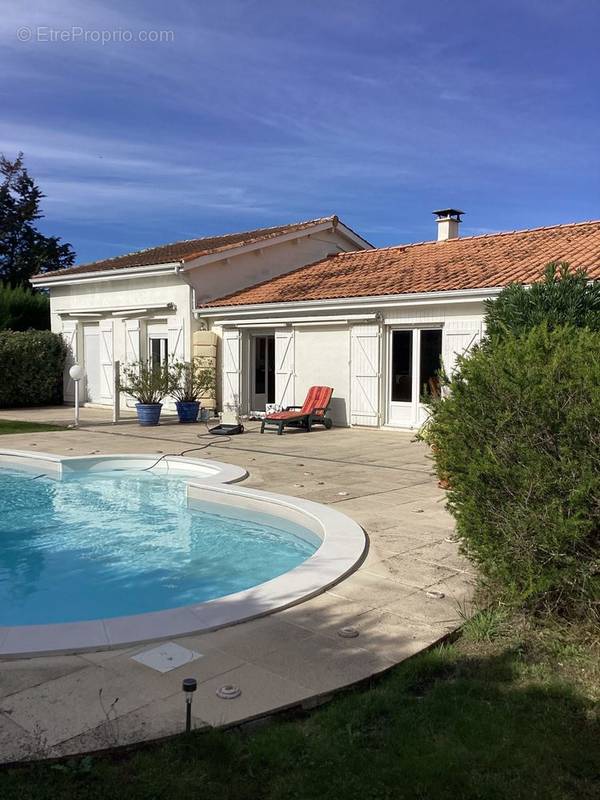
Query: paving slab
0,655,89,699
182,663,312,727
0,411,475,760
248,632,395,693
51,692,205,758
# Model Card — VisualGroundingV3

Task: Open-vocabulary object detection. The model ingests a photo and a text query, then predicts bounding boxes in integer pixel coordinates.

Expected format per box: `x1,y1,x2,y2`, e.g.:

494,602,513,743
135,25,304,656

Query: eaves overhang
194,286,503,319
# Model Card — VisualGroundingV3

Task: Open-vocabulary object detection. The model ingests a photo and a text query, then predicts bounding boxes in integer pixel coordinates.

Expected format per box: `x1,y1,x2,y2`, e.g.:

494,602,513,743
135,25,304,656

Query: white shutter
99,319,114,403
350,323,380,426
443,328,481,376
168,319,185,362
125,319,141,363
61,320,78,402
123,319,141,408
222,329,242,415
275,329,295,408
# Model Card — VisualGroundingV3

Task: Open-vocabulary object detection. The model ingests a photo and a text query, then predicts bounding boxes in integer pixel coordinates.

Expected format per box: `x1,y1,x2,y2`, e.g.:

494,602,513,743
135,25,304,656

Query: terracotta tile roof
206,220,600,307
34,216,339,281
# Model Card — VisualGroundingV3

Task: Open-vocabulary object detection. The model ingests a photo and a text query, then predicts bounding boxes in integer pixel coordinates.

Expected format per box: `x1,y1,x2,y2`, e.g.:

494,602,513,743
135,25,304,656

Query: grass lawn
0,420,65,435
1,613,598,800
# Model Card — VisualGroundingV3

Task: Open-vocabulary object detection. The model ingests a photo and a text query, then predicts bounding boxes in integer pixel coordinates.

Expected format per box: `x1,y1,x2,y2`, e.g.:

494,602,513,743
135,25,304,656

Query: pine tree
0,152,75,286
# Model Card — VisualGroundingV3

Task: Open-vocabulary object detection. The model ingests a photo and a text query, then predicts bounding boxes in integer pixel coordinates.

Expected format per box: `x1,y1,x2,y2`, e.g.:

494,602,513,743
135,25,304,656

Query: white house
31,216,371,408
197,212,600,429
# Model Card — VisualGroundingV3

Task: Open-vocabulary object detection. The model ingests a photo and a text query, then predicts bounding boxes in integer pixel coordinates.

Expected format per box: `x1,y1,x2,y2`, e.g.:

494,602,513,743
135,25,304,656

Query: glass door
387,327,442,427
416,329,443,425
251,334,275,411
388,329,414,427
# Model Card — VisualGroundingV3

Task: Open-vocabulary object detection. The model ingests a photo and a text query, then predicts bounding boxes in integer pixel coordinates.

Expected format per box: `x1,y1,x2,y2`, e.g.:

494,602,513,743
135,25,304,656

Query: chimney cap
433,208,464,220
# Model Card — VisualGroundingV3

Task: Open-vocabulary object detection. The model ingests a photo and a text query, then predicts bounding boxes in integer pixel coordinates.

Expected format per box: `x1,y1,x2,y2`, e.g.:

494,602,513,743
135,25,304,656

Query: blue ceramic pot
135,403,163,426
176,401,200,423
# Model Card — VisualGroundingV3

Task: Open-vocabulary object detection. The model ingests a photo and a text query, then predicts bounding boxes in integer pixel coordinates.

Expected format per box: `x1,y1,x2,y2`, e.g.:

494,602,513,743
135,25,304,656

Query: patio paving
0,407,475,762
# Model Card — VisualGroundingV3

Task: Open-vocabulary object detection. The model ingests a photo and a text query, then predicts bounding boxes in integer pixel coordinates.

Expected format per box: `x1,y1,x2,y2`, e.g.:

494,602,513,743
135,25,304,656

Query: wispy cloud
0,0,598,260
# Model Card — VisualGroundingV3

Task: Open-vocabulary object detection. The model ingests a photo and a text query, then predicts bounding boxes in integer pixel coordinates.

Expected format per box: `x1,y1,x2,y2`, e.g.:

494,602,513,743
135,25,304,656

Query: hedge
0,330,67,407
0,283,50,331
428,324,600,620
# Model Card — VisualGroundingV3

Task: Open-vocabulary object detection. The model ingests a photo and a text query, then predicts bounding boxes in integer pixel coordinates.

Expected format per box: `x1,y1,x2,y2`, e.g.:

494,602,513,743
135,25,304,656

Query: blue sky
1,0,599,264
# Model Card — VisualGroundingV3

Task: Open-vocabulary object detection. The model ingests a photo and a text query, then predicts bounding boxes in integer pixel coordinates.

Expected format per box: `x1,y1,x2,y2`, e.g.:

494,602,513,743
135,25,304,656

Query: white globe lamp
69,363,84,427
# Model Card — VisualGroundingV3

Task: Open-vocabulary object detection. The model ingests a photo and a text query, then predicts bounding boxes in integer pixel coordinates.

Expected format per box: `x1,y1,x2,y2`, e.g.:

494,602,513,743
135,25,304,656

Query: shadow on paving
0,645,598,800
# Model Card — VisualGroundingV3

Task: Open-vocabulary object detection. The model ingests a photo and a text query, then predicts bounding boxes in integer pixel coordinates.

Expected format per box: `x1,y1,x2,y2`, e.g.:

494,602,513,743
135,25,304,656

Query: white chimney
433,208,464,241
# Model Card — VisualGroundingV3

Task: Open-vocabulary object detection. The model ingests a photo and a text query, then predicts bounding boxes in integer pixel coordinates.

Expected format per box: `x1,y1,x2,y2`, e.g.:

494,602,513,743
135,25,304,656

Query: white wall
50,275,192,356
208,298,488,427
187,229,354,305
293,326,351,426
49,274,193,404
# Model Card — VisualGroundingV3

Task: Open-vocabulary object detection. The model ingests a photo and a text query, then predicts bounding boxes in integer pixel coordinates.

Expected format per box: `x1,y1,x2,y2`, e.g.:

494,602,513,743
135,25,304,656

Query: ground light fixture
68,364,84,428
182,677,197,732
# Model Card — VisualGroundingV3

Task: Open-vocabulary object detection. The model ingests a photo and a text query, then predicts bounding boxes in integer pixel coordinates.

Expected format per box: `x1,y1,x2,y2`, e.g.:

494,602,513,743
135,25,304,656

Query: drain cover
338,626,360,638
131,642,203,673
216,684,242,699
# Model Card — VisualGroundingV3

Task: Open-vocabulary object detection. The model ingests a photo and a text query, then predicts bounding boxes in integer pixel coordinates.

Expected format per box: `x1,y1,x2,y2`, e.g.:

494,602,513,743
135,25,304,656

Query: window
255,337,266,395
391,330,413,402
149,337,168,368
419,329,442,400
253,335,275,403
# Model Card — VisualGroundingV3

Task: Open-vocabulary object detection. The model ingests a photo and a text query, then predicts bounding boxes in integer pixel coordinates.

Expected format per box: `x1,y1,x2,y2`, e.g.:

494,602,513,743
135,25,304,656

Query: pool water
0,467,319,625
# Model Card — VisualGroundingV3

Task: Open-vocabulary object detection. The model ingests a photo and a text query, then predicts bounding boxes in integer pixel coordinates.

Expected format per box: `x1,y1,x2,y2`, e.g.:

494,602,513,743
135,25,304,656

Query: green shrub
485,262,600,340
169,358,215,402
0,330,66,407
119,360,174,404
0,283,50,330
429,324,599,620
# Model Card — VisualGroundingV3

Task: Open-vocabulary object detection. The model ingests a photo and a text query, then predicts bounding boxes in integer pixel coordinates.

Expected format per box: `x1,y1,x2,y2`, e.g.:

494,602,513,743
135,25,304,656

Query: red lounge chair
261,386,334,435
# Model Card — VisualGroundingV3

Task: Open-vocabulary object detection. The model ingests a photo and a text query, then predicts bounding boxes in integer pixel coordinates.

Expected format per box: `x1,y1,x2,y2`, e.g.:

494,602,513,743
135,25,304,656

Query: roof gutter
194,286,503,318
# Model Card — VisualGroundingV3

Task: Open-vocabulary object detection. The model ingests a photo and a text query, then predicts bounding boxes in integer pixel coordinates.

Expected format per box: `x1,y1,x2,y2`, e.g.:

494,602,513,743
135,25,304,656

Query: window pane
267,336,275,403
150,338,161,368
255,337,266,394
391,330,412,402
419,329,442,401
150,337,168,367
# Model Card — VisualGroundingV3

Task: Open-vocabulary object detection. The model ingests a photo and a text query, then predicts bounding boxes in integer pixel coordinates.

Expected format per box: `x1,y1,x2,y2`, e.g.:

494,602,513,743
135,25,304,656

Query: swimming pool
0,467,319,626
0,450,366,657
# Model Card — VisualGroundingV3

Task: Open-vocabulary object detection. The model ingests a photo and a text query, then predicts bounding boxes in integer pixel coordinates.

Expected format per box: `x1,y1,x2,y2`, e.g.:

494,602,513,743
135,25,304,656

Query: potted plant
119,360,173,426
170,358,215,423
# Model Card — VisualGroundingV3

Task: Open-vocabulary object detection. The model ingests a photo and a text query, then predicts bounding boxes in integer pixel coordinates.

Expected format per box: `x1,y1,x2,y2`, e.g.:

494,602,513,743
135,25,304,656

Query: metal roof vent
433,208,464,241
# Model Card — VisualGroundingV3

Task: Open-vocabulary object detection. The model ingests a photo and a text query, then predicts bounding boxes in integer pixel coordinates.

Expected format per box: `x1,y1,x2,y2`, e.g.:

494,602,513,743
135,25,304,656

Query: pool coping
0,449,367,658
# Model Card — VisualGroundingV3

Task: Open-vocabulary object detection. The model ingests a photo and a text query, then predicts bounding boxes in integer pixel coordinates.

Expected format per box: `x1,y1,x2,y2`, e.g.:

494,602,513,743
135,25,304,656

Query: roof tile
36,216,338,280
206,220,600,307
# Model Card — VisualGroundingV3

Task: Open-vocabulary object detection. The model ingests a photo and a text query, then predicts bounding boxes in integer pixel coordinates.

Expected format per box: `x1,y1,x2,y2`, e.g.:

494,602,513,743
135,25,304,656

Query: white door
83,324,102,403
274,329,294,409
350,324,381,426
387,327,443,428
